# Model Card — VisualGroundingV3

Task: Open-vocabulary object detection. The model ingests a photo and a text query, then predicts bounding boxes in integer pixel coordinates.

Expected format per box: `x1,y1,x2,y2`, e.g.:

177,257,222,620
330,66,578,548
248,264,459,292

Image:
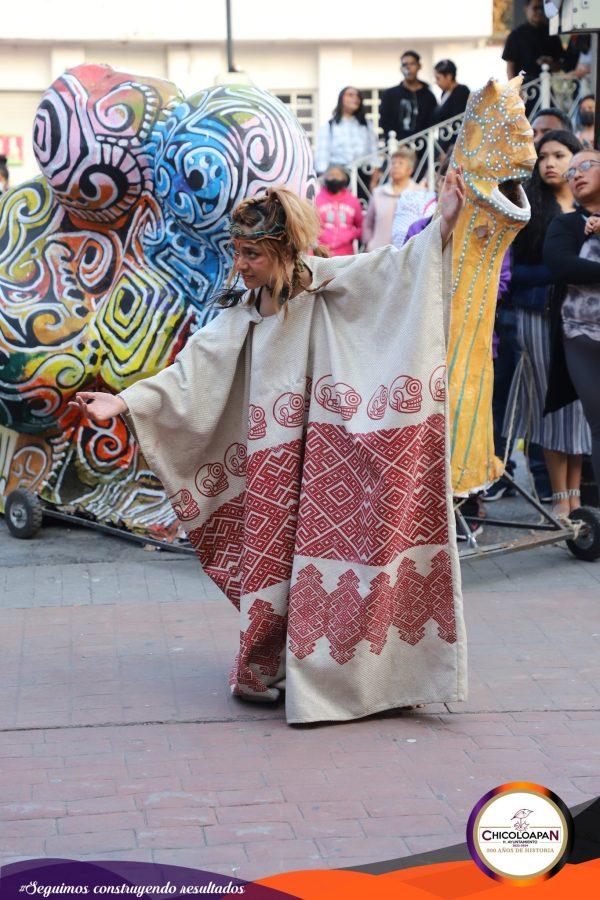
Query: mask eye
185,169,205,191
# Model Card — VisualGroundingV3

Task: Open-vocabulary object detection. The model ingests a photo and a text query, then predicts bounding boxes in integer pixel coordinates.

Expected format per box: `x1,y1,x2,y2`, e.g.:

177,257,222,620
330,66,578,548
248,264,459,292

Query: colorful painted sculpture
448,75,535,494
0,65,315,539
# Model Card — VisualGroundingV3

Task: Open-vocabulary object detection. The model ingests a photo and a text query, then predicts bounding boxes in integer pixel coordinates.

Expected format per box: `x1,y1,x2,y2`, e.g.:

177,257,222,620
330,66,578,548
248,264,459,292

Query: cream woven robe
120,220,467,723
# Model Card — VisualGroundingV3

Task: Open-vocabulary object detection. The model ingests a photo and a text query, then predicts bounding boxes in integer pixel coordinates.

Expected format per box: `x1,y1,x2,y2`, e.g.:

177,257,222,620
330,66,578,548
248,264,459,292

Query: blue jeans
493,306,551,496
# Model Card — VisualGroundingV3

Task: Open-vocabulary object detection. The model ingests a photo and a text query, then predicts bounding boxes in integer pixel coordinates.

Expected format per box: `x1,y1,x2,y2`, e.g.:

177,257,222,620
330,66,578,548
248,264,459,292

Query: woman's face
233,239,273,290
581,97,595,117
568,151,600,206
434,71,453,92
326,166,346,183
390,155,413,181
537,140,574,187
342,88,361,115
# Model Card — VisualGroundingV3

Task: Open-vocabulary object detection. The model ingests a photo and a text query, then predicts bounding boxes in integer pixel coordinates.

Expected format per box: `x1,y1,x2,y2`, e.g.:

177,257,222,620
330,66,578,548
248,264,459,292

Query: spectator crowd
311,0,600,539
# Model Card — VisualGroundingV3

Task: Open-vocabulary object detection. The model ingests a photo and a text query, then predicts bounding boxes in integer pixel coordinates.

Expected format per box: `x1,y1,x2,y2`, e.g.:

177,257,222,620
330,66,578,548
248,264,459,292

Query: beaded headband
229,221,286,241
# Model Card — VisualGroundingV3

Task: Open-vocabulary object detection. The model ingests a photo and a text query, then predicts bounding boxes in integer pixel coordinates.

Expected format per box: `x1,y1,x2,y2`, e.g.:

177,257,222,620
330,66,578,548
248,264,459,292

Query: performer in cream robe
72,183,467,724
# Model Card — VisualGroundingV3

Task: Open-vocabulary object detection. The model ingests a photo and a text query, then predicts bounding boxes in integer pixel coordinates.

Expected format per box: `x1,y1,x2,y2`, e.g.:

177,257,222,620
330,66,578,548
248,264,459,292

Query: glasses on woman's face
564,159,600,181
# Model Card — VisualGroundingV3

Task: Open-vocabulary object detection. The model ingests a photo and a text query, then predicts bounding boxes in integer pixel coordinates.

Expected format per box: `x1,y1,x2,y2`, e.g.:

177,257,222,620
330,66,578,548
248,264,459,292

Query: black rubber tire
566,506,600,562
4,488,44,539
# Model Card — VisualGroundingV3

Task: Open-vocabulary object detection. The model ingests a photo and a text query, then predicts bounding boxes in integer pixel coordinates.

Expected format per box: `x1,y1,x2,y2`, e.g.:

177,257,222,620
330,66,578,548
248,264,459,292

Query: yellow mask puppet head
453,75,536,223
448,75,536,495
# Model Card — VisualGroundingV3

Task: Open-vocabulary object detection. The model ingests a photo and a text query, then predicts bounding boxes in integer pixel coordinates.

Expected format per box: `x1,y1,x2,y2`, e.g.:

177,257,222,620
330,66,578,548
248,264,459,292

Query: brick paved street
1,508,600,881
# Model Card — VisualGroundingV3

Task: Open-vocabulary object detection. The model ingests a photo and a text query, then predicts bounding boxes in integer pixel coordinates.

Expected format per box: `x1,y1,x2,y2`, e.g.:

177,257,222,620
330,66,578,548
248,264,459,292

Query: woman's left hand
440,165,466,227
439,165,466,248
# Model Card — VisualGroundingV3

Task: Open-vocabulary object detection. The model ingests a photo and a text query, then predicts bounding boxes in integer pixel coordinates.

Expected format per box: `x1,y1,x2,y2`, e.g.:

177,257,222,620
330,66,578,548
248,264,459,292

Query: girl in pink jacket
316,166,363,256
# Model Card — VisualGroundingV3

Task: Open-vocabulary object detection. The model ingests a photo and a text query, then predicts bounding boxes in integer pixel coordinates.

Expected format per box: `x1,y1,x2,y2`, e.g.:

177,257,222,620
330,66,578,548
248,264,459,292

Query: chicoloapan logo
467,782,573,885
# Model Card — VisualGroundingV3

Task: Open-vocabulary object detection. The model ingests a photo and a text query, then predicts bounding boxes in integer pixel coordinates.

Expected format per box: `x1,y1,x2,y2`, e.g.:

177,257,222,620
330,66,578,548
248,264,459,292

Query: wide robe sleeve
118,304,256,498
309,216,453,347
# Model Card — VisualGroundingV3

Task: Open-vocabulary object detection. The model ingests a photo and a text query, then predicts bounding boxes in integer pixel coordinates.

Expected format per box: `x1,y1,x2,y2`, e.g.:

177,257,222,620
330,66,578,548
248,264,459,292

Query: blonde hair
224,187,329,313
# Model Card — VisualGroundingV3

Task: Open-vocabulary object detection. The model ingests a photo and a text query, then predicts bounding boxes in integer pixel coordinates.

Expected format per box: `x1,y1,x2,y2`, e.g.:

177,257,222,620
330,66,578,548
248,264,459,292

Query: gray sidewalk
4,507,600,607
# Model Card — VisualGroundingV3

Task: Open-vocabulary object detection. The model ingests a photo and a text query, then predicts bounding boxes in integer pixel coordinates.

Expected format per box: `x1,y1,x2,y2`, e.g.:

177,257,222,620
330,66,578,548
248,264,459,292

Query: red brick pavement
0,710,599,878
1,543,600,880
0,711,600,877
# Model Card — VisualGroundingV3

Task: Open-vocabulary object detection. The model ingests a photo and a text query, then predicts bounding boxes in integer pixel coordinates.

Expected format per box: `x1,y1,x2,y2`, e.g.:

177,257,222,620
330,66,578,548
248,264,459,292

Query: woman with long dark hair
544,147,600,497
504,130,591,517
314,86,379,177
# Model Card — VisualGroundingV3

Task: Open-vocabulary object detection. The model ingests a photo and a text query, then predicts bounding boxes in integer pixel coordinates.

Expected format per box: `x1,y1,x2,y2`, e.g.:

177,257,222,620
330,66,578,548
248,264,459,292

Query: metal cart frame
456,472,600,562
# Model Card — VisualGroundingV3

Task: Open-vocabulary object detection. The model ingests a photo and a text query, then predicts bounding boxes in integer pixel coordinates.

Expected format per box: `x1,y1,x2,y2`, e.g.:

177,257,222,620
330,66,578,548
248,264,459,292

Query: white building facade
0,0,504,183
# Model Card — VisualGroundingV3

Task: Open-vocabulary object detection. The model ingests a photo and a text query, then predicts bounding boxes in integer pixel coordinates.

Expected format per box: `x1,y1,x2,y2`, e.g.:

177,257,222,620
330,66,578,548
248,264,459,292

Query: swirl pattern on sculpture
0,64,315,539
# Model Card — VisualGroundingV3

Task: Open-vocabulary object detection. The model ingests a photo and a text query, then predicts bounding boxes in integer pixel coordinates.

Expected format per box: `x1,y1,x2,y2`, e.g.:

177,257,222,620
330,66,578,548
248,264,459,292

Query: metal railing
522,64,590,121
348,67,589,204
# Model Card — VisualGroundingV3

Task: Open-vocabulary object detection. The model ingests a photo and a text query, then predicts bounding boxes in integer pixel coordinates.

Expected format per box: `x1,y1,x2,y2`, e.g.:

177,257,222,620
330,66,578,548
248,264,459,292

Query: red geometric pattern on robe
187,440,303,610
188,417,449,661
241,439,303,595
295,415,447,564
393,551,456,646
189,494,245,610
231,598,287,694
287,563,328,660
287,550,455,664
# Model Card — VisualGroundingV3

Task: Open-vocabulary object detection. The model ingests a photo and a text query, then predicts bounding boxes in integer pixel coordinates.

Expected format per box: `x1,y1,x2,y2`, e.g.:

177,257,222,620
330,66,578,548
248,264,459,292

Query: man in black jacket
379,50,438,143
502,0,565,82
502,1,566,115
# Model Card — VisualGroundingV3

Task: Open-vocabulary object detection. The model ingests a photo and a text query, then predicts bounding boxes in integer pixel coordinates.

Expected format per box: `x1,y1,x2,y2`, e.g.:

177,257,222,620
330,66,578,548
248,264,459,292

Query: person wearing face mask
576,95,595,148
315,166,363,256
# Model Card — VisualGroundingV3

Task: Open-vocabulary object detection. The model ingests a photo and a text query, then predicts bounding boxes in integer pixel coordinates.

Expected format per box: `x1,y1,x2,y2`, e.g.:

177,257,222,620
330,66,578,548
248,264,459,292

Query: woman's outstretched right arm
68,391,128,423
